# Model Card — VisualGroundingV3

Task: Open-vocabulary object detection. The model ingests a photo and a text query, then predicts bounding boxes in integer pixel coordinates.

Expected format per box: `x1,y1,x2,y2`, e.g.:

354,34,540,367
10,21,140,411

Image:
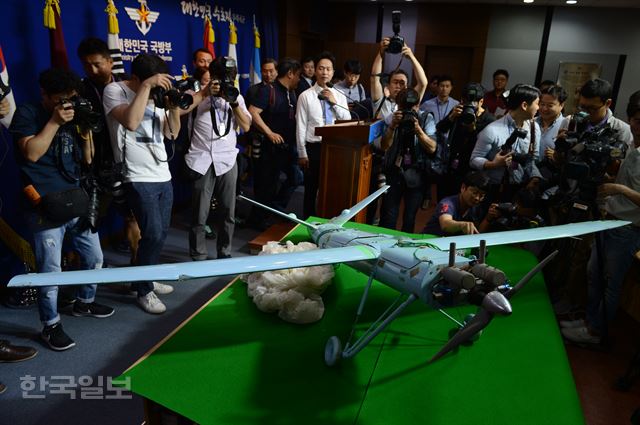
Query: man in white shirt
103,54,181,314
295,51,351,219
184,57,251,261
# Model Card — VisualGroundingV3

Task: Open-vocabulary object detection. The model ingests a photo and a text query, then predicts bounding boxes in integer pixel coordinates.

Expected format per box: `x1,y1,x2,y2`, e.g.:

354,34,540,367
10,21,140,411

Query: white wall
482,5,640,118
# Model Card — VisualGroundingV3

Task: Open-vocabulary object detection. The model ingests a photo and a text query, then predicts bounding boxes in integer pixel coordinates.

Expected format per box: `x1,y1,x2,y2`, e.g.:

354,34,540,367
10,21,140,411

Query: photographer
247,58,301,230
184,56,251,261
470,84,543,202
370,38,427,121
558,78,633,155
379,88,436,233
434,82,495,199
10,68,114,351
103,53,181,314
423,171,497,236
561,92,640,345
77,37,144,268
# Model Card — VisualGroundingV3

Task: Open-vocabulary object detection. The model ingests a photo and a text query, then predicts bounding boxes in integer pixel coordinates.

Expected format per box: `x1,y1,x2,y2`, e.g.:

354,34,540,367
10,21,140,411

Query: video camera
210,57,240,103
555,123,625,181
60,95,103,133
387,11,404,55
150,78,195,110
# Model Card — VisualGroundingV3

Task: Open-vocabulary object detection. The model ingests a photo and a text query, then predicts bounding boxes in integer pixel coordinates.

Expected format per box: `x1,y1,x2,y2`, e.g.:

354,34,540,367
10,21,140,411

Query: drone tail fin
330,185,390,227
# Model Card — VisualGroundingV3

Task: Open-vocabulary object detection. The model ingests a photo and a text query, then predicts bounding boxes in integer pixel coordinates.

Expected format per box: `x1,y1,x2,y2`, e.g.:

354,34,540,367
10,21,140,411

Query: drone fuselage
310,224,474,308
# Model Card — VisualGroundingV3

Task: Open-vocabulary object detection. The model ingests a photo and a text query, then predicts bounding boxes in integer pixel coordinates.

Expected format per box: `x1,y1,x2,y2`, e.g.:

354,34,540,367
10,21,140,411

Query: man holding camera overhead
11,68,114,351
183,56,251,262
103,53,181,314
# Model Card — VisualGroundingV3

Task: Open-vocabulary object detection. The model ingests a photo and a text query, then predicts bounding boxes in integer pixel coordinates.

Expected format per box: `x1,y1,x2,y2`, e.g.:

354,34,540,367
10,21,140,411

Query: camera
61,95,103,133
0,77,11,102
387,11,405,55
210,57,240,103
397,88,421,134
459,83,485,126
150,78,196,110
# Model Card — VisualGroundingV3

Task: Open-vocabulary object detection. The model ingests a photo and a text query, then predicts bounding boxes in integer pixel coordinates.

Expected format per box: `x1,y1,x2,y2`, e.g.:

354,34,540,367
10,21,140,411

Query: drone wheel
324,336,342,366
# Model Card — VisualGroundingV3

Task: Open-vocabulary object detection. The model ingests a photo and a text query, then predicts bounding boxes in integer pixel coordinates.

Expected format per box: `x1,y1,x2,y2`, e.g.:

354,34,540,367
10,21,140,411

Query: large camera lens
166,89,193,110
460,104,477,125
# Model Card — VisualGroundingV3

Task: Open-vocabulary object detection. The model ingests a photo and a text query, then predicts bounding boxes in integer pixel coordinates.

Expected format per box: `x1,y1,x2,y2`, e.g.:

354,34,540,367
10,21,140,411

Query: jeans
586,224,640,334
27,214,103,326
125,181,173,296
379,172,424,233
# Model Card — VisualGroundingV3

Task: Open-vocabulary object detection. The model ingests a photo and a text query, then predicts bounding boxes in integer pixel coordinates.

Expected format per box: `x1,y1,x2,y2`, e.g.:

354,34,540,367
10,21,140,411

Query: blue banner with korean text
0,0,270,103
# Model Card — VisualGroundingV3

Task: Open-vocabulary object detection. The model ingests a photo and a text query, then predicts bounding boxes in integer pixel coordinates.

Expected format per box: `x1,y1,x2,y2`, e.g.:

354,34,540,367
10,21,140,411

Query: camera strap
529,120,536,155
210,99,232,138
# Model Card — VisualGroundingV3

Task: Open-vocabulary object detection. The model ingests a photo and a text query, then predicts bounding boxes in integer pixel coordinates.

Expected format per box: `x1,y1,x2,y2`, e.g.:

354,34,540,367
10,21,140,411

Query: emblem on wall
125,0,160,36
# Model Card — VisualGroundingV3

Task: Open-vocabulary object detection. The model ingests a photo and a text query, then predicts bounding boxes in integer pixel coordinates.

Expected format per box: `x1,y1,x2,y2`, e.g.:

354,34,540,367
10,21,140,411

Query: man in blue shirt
423,171,497,236
420,75,459,124
10,68,114,351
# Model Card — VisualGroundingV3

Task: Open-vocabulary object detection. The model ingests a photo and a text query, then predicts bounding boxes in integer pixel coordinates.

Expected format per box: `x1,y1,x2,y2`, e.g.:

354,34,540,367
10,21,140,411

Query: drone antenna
479,240,486,264
448,242,456,267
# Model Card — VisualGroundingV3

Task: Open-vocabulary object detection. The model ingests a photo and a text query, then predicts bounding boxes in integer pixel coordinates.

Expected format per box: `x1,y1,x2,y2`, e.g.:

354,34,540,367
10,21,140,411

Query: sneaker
153,282,174,295
137,292,166,314
561,326,601,345
558,318,585,329
41,323,76,351
72,301,115,318
217,253,232,259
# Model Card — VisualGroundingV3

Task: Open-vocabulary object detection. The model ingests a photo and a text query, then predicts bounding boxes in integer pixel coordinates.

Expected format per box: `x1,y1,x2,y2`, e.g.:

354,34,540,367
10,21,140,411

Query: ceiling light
523,0,534,3
566,0,577,4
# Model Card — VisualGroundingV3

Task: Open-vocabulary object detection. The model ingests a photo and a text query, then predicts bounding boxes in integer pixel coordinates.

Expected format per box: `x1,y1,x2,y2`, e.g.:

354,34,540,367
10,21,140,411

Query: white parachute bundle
243,241,335,324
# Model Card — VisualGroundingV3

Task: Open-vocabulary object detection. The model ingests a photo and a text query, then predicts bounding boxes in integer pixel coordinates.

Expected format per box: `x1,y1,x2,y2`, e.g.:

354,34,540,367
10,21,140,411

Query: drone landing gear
324,269,417,366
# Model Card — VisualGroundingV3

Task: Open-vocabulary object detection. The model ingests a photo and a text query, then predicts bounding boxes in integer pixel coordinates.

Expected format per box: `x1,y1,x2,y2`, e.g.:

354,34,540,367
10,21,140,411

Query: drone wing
421,220,628,251
8,246,379,288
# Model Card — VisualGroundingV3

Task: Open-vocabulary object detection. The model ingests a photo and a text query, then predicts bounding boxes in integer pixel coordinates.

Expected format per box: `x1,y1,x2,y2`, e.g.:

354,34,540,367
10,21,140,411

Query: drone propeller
429,250,559,363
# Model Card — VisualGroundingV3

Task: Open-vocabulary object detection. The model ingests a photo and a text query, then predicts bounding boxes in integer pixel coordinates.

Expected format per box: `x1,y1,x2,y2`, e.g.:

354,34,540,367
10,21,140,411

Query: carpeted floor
0,198,269,425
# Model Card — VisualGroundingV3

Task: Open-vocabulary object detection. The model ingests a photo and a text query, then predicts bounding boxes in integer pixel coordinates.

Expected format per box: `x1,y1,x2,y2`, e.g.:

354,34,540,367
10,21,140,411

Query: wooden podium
314,120,385,222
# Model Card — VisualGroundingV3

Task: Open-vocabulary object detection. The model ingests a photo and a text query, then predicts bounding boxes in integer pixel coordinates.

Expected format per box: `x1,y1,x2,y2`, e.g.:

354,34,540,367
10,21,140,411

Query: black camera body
150,78,195,110
387,10,404,54
396,89,421,135
560,124,625,181
211,57,240,103
61,95,103,133
459,85,484,125
0,77,11,102
500,128,528,155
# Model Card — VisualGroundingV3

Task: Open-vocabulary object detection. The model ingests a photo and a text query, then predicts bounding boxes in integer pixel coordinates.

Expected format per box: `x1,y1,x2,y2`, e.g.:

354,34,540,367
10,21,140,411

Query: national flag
43,0,70,70
228,19,239,88
105,0,125,75
0,45,16,128
203,15,215,59
250,16,262,85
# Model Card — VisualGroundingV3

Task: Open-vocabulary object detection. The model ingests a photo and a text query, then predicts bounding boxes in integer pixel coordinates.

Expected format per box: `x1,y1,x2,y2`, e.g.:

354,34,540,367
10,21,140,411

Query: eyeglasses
578,103,606,114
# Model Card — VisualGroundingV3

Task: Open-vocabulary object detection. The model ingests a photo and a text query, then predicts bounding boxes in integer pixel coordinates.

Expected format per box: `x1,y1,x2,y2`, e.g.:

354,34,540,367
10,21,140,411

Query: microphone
317,88,362,123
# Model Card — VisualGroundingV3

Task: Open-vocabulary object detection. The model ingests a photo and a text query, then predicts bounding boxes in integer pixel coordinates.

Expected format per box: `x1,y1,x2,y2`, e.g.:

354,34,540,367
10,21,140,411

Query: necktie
323,99,334,125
